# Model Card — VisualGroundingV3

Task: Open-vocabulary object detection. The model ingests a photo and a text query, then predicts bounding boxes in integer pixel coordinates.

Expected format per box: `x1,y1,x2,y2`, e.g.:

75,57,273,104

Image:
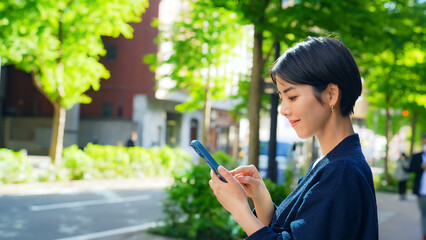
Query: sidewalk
0,177,173,196
377,191,421,240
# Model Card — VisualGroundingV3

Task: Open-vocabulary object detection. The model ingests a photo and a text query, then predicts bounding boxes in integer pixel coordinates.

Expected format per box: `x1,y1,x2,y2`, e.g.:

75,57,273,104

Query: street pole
267,41,280,183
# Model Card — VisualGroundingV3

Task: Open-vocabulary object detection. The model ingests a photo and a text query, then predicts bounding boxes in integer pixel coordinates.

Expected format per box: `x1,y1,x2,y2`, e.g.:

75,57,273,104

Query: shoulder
325,144,369,172
326,158,369,179
412,153,423,161
315,152,373,191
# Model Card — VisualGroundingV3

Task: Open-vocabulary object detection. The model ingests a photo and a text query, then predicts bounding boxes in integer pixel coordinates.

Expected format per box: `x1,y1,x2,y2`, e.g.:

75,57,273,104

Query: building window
102,103,114,117
217,127,230,153
166,112,181,147
105,45,117,60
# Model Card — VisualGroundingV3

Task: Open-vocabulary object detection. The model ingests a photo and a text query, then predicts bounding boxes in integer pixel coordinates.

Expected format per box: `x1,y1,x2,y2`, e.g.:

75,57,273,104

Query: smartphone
190,140,227,183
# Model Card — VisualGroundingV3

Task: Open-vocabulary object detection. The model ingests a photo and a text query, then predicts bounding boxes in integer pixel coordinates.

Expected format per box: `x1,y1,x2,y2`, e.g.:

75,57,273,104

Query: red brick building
0,1,161,153
81,4,158,118
0,0,238,159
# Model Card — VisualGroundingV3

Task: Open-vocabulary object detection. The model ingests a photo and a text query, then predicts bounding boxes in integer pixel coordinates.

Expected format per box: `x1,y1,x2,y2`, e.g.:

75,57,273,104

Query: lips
289,119,300,127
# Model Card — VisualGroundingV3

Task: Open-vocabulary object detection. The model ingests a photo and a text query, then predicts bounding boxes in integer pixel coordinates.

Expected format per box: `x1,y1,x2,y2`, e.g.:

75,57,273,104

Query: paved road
0,178,174,240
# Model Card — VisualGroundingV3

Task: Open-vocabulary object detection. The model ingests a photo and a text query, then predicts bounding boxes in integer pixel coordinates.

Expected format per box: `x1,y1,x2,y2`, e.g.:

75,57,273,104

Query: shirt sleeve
245,162,377,240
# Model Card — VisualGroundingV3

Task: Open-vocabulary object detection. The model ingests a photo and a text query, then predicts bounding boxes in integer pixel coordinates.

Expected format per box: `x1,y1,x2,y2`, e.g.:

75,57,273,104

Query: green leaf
0,0,149,109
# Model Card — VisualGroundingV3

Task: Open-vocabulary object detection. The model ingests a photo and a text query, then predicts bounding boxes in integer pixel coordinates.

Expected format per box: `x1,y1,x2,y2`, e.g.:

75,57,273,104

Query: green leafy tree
362,0,426,183
145,0,243,146
0,0,148,163
212,0,392,168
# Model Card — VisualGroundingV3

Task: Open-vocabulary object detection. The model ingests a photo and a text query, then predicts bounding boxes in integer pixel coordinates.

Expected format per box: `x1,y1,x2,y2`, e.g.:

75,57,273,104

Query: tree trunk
409,112,417,157
384,102,391,184
48,14,66,164
202,74,212,148
49,102,66,164
30,72,65,164
232,124,240,162
248,31,263,169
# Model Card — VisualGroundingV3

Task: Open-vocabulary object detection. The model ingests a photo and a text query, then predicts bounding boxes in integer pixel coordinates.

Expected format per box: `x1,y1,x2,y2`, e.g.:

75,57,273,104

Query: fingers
235,175,255,185
208,179,213,188
209,168,231,195
212,166,252,188
210,169,219,182
233,172,248,182
209,170,218,191
218,166,233,181
234,173,245,180
230,165,258,176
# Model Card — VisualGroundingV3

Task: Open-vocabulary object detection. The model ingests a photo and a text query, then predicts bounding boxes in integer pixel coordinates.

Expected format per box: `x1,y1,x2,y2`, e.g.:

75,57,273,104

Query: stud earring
331,105,336,112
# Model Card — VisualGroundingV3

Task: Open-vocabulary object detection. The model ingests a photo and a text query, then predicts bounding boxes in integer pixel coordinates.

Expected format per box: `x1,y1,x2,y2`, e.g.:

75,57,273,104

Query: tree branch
262,41,276,66
31,68,54,104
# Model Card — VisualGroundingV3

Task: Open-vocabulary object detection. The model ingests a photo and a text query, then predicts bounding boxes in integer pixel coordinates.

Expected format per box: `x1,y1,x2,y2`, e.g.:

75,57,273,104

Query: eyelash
279,96,297,103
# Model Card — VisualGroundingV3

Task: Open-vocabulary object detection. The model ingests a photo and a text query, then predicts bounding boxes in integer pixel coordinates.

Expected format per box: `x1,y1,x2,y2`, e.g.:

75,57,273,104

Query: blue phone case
190,140,227,183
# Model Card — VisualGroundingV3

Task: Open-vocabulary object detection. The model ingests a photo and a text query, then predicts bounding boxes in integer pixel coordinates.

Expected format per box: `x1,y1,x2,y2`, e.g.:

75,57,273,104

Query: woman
209,37,378,239
394,152,410,200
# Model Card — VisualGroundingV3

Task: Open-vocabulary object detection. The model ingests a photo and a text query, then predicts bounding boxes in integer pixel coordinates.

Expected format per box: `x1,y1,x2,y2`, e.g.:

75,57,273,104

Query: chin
295,130,314,139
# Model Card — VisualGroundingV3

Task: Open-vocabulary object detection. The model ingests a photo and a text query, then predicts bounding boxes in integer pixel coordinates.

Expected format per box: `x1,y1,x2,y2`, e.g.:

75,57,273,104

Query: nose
280,101,290,116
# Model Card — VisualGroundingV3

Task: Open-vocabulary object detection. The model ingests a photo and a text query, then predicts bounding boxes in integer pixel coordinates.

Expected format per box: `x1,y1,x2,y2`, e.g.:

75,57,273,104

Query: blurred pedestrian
408,134,426,240
394,152,410,200
208,37,378,239
126,131,138,147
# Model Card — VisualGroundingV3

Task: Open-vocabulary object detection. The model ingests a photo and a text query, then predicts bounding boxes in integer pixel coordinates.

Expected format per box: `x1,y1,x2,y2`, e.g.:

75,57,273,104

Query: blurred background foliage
0,145,191,184
145,0,426,179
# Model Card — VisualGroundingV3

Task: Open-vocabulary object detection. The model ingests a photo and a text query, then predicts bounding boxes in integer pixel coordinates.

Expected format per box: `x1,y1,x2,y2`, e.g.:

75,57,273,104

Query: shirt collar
325,133,360,160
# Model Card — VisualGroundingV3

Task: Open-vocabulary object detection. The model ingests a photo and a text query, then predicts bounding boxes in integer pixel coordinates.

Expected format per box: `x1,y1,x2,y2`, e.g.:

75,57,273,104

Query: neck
316,115,354,155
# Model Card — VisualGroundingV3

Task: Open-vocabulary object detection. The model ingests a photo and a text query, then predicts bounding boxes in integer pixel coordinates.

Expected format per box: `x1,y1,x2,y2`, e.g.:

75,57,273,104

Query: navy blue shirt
247,134,378,240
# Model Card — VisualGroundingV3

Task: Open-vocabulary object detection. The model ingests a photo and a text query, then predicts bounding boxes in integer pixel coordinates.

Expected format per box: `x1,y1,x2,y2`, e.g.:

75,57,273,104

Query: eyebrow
282,87,295,94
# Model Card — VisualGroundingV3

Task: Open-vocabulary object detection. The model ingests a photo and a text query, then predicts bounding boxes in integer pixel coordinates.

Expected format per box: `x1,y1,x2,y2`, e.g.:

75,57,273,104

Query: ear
325,83,340,106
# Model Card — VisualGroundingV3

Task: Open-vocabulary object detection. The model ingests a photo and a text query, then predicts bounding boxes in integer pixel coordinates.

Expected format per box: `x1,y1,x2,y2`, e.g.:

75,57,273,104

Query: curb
0,177,174,196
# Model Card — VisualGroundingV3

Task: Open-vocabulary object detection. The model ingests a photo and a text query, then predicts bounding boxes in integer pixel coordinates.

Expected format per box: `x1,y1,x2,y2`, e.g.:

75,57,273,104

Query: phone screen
190,140,227,183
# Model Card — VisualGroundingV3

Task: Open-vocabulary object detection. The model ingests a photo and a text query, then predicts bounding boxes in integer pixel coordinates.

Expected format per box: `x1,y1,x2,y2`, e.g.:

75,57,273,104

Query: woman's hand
209,166,265,236
230,165,268,201
209,166,250,215
231,165,275,226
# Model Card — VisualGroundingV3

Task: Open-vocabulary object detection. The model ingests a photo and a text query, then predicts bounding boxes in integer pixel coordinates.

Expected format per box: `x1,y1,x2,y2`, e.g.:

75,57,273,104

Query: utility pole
267,42,280,183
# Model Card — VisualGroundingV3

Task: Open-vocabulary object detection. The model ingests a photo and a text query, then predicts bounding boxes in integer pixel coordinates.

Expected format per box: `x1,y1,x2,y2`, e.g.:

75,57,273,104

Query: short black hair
270,36,362,116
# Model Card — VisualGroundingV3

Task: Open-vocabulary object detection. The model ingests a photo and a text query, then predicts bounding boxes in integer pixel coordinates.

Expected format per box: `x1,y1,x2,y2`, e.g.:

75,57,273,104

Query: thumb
238,175,255,185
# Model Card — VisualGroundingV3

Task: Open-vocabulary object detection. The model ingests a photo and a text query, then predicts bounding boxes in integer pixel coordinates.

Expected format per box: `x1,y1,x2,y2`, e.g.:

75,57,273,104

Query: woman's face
276,77,331,139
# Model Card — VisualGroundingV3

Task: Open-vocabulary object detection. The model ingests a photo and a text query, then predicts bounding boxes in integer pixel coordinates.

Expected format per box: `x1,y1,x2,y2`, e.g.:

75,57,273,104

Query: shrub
149,152,295,240
0,145,192,183
61,144,192,180
0,148,33,183
62,145,94,180
148,164,241,240
373,172,399,193
372,158,405,193
83,144,133,178
263,167,293,205
212,150,239,169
